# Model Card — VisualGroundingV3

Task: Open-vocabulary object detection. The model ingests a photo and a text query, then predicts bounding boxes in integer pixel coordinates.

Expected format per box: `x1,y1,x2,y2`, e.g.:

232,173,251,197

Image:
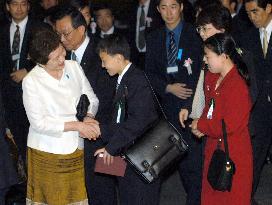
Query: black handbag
76,94,90,122
123,73,189,183
207,119,235,192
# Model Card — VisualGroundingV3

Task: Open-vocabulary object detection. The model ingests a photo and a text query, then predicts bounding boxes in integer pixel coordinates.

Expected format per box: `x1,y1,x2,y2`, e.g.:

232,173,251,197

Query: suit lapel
4,23,12,69
113,64,134,104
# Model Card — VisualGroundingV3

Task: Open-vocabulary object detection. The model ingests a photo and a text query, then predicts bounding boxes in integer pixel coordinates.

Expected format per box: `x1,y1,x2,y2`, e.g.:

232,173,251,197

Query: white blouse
22,60,99,154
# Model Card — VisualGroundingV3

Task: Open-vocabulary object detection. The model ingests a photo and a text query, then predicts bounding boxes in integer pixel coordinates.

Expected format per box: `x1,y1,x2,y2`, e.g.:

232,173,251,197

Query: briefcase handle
143,72,168,120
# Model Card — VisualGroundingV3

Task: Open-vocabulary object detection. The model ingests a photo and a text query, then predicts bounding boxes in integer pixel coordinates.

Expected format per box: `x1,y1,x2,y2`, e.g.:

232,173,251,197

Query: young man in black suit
239,0,272,204
94,34,160,205
53,6,117,205
128,0,163,69
145,0,203,204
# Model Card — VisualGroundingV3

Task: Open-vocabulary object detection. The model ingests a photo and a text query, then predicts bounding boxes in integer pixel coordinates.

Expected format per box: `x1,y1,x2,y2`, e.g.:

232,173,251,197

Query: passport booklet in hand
94,154,127,177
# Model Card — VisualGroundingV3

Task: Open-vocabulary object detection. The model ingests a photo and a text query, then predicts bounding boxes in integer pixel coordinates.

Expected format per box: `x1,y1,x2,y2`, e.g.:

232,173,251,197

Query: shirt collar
101,26,115,37
73,35,90,64
12,15,28,30
117,62,132,84
166,20,183,36
260,19,272,34
139,0,150,8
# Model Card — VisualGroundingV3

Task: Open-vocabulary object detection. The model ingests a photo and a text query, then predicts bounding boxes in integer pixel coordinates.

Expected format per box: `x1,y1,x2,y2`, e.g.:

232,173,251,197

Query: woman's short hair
29,27,60,65
196,5,232,34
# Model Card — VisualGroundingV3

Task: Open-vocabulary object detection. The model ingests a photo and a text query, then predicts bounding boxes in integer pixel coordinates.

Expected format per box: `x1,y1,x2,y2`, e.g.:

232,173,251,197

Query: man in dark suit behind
128,0,163,69
94,3,125,41
238,0,272,204
0,0,42,163
145,0,203,204
53,6,117,205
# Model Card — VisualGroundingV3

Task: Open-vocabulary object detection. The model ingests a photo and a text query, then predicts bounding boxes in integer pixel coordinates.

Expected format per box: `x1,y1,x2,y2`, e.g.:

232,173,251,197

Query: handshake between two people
78,116,101,141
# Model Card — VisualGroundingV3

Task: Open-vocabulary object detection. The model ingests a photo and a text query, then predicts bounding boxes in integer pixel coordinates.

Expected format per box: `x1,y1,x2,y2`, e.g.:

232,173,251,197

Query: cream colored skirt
26,148,88,205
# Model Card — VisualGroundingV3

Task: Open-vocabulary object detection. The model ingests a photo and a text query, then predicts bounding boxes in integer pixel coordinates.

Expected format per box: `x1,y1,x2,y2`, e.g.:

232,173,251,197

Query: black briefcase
123,73,189,183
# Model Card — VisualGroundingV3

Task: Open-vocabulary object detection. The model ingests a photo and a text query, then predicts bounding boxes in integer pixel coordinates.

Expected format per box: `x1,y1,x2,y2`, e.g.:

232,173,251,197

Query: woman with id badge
190,33,253,205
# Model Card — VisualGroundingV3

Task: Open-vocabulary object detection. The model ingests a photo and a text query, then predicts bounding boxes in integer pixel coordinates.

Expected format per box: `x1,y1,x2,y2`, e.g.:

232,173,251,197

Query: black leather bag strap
222,119,230,161
143,72,168,120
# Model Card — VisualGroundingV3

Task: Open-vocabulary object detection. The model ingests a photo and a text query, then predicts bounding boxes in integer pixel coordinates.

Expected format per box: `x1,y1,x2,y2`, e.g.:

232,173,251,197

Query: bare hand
10,69,28,83
83,116,99,124
94,147,114,165
179,109,189,128
79,122,100,140
166,83,193,99
189,119,205,138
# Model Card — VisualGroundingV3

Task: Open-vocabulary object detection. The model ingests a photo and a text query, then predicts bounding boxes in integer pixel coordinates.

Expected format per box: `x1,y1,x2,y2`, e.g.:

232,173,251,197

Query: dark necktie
138,5,146,50
12,25,20,70
167,31,178,66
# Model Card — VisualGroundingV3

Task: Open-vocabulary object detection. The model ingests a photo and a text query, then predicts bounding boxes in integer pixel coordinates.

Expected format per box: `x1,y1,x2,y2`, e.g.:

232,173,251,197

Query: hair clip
235,47,243,56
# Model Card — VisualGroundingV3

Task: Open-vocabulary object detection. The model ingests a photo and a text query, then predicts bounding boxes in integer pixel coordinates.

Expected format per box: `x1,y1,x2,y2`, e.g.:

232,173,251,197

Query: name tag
167,66,178,74
12,54,20,61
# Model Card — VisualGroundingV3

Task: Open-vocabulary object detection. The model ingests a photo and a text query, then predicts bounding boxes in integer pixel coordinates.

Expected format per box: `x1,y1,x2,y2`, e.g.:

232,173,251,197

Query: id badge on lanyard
207,98,215,119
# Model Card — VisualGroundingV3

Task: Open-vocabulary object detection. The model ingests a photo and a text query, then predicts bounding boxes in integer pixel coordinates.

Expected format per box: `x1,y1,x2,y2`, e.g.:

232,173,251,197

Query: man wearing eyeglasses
53,6,117,205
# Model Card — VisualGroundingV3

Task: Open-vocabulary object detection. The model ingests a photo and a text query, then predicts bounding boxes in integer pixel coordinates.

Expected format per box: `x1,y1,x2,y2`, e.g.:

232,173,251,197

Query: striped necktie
138,5,146,50
168,31,178,66
263,28,268,58
12,25,20,70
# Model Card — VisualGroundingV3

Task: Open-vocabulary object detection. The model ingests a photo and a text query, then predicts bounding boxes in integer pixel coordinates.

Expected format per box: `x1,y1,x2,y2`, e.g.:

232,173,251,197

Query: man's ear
265,3,272,14
6,3,10,13
78,25,86,35
157,6,160,14
230,2,236,12
180,3,184,14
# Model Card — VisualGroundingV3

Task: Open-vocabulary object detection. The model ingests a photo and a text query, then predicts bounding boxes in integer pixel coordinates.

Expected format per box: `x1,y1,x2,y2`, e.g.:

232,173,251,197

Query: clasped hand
189,119,205,138
79,118,101,140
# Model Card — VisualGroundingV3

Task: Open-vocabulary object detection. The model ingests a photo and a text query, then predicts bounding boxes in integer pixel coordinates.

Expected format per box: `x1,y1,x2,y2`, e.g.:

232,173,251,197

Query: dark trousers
251,102,272,195
117,165,160,205
178,129,203,205
84,139,117,205
0,188,9,205
84,139,160,205
169,117,203,205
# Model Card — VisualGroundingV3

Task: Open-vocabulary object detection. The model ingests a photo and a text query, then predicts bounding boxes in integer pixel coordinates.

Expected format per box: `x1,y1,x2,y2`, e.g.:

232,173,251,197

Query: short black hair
194,0,222,11
68,0,90,11
156,0,183,6
29,27,60,65
52,5,87,29
244,0,272,9
6,0,30,4
96,34,130,60
197,5,232,33
94,2,113,14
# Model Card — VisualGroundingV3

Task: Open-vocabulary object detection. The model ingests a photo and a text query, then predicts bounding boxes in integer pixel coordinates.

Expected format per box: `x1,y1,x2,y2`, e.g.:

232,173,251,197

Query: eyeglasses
196,26,213,34
56,28,76,39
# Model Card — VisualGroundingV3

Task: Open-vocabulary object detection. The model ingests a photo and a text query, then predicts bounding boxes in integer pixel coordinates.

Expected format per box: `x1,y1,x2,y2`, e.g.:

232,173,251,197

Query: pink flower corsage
184,58,193,75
